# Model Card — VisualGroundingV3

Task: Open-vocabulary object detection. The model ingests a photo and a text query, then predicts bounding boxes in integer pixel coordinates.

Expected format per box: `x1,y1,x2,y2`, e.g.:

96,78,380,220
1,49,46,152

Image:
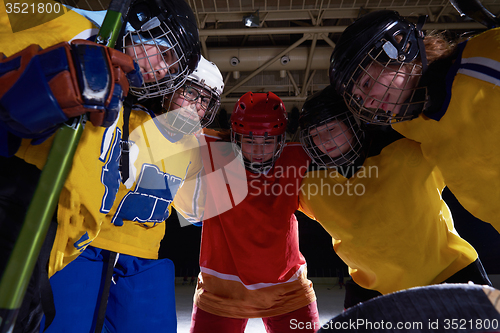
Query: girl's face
311,120,354,158
155,85,212,134
351,62,419,116
125,44,179,83
167,85,211,121
241,136,277,164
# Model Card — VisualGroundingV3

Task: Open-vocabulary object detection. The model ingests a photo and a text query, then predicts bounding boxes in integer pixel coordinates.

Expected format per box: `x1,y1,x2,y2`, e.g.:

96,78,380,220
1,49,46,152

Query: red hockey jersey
193,130,316,318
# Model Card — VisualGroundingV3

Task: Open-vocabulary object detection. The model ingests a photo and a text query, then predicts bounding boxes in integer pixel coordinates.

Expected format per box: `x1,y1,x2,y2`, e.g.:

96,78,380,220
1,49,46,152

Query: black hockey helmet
450,0,500,29
330,10,424,94
123,0,201,99
329,10,428,125
299,86,365,168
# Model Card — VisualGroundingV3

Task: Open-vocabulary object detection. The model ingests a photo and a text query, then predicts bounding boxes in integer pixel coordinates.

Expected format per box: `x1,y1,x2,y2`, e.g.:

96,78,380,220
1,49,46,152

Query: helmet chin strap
120,95,136,186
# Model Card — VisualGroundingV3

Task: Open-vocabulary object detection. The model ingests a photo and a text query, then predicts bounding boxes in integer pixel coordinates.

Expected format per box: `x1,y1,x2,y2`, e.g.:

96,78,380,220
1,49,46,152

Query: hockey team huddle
1,0,499,332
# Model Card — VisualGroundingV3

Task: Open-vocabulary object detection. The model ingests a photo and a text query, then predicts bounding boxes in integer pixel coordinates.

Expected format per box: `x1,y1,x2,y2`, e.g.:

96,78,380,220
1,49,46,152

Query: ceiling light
243,10,259,27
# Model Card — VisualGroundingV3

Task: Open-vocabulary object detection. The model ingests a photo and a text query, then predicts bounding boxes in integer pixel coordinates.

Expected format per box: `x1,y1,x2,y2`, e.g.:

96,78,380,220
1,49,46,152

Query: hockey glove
0,40,144,141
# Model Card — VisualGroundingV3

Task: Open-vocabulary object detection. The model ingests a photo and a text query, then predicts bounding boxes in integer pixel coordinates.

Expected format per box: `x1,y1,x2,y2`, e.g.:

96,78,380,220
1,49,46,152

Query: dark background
159,187,500,280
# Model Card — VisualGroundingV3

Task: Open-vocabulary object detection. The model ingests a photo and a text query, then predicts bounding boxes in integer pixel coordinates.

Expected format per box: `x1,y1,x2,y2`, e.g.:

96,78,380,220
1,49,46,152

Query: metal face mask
122,0,201,99
161,81,220,134
300,112,364,168
344,49,427,125
231,132,286,174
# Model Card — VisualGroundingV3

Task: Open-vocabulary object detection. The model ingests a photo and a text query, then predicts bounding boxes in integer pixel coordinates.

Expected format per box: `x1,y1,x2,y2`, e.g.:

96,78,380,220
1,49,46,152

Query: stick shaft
0,1,131,330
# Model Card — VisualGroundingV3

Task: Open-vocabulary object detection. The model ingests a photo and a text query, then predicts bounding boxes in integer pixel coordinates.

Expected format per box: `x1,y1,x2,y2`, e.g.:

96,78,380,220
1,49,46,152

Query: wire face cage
300,112,364,168
122,22,189,99
343,46,427,125
160,81,221,134
231,132,286,174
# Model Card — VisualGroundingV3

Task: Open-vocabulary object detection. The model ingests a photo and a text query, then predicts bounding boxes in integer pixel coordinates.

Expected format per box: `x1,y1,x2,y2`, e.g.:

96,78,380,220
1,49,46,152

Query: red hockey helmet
231,91,287,136
230,92,287,173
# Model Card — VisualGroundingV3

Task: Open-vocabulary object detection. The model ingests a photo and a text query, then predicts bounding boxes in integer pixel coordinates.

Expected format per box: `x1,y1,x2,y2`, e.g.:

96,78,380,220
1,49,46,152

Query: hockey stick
0,1,131,331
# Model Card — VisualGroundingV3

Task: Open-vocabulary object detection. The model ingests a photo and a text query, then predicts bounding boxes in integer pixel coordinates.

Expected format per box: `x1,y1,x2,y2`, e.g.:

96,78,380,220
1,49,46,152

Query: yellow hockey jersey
2,0,97,277
299,138,478,295
0,2,98,55
393,27,500,234
17,106,203,277
90,107,203,260
4,7,204,276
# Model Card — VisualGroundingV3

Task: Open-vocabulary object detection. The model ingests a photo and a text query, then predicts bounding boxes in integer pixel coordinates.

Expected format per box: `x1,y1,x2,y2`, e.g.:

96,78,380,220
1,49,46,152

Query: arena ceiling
187,0,499,113
66,0,500,114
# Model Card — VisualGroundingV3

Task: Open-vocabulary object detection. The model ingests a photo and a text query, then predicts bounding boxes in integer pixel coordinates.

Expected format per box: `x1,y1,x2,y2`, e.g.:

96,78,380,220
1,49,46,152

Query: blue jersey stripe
459,57,500,86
